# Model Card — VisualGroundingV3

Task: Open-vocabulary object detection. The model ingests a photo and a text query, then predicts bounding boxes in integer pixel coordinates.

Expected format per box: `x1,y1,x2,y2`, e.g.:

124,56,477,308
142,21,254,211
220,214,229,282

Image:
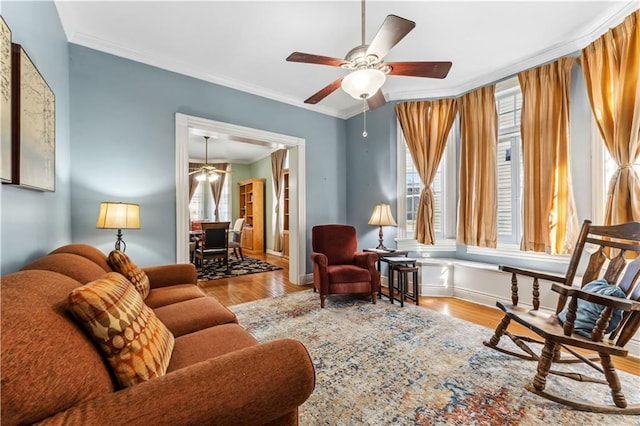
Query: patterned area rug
230,291,640,425
196,256,282,281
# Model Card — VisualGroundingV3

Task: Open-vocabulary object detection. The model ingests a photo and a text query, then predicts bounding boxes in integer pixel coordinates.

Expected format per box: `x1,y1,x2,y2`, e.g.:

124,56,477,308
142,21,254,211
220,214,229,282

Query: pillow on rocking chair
557,278,626,338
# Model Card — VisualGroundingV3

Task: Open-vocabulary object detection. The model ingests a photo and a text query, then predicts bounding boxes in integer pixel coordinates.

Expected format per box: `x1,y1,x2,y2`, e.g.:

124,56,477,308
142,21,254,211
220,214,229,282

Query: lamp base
114,229,127,252
375,242,388,251
376,225,388,251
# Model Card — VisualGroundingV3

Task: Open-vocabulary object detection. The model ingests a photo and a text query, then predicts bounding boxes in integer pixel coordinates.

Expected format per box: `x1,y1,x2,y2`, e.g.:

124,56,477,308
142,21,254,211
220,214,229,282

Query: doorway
175,113,306,285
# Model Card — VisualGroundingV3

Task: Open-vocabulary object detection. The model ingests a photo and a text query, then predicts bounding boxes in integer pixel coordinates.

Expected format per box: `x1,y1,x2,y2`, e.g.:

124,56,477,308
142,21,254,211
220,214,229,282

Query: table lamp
368,203,397,250
96,202,140,252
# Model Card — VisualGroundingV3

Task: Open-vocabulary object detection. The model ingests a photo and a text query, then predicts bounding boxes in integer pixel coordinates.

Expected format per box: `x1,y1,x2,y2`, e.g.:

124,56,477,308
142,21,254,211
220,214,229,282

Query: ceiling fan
286,0,452,112
189,136,231,182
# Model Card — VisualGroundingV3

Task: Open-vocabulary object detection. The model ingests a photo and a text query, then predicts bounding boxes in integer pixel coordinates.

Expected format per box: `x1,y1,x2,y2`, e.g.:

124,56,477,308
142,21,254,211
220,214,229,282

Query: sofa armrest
143,264,197,289
40,339,315,426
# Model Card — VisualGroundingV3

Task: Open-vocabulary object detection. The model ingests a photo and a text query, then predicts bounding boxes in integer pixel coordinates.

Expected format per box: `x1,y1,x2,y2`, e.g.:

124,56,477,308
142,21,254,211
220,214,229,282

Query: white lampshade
196,172,207,182
341,68,386,100
96,202,140,229
368,203,397,226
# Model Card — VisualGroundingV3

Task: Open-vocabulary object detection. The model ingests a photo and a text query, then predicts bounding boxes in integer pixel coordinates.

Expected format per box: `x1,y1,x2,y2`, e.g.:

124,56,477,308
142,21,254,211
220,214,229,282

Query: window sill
466,243,571,266
396,238,457,255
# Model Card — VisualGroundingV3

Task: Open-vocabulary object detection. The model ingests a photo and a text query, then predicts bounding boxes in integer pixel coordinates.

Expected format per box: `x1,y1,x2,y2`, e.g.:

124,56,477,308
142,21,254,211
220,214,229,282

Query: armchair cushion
557,278,626,338
328,264,371,283
107,250,150,299
68,272,175,388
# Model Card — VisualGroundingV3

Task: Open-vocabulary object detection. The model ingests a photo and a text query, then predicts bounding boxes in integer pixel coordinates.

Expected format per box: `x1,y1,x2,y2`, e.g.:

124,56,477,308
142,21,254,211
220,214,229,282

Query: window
591,117,640,224
495,78,523,245
404,145,443,237
189,182,205,220
397,120,456,249
598,145,640,221
189,174,231,222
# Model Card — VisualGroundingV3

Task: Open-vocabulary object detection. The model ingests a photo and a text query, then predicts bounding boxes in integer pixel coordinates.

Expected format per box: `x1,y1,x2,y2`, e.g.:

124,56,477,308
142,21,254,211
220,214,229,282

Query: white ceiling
54,0,638,160
187,127,283,164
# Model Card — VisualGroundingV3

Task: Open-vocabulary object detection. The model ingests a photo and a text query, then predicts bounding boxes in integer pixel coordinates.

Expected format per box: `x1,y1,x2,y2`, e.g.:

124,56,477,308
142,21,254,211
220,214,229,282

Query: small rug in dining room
196,256,282,281
230,290,640,426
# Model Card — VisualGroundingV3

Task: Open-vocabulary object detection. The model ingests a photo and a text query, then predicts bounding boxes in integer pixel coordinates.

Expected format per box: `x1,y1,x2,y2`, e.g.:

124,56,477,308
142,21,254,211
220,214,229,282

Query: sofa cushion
154,297,238,337
68,272,175,388
167,323,258,372
145,284,206,308
21,253,107,284
107,250,150,299
1,270,116,425
50,243,113,272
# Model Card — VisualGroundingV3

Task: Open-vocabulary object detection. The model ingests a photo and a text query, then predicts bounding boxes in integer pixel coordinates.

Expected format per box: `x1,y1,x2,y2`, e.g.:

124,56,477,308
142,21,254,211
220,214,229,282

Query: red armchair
311,224,380,308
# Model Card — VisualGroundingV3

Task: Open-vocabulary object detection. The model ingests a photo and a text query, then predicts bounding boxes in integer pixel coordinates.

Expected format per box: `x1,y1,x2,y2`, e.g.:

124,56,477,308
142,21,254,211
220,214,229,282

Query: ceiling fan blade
366,15,415,61
366,90,386,111
286,52,348,67
386,61,452,79
188,170,201,176
304,77,344,105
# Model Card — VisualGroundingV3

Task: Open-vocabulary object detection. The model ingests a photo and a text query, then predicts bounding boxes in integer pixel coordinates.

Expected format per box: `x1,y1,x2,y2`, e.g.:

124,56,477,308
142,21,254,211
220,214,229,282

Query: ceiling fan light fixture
341,68,386,100
195,172,208,182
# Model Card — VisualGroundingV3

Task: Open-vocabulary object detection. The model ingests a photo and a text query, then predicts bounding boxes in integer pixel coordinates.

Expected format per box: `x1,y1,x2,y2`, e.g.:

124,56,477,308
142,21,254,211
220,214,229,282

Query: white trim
396,238,456,254
62,2,638,121
591,117,606,225
175,113,307,285
466,244,571,266
396,124,408,239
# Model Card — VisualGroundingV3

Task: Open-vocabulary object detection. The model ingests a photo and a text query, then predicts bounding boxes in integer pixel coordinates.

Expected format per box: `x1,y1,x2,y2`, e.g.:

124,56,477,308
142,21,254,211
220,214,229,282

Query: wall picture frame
11,43,55,191
0,16,11,183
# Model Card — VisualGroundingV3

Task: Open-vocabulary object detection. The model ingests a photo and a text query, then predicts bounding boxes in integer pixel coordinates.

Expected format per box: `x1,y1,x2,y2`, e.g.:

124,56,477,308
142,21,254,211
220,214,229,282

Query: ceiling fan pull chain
361,0,366,46
362,98,368,138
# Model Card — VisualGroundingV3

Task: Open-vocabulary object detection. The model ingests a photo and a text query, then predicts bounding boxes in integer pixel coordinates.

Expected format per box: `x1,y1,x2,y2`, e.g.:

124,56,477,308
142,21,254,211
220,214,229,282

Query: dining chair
228,218,245,261
194,221,231,273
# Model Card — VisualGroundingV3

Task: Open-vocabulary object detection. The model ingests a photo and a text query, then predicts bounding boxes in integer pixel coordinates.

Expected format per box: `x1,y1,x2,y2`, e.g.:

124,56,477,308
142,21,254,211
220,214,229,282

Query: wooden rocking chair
483,220,640,414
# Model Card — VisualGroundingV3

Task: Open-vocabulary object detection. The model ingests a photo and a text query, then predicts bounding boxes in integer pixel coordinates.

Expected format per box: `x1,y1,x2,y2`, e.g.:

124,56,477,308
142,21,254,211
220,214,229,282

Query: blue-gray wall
346,102,400,250
0,0,603,277
68,44,347,268
0,0,71,274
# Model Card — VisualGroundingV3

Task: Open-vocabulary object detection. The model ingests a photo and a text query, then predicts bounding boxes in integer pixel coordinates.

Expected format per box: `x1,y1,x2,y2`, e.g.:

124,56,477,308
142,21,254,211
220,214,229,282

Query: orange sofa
1,244,315,425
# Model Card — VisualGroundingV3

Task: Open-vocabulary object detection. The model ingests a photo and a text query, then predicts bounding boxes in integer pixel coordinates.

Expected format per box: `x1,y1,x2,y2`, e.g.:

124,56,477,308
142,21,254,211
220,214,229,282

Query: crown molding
68,1,638,122
348,1,639,118
68,31,347,119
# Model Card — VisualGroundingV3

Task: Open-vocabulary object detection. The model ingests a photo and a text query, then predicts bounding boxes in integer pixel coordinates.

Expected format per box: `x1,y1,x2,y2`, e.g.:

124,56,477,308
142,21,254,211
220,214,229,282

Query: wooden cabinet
282,170,290,261
239,178,265,252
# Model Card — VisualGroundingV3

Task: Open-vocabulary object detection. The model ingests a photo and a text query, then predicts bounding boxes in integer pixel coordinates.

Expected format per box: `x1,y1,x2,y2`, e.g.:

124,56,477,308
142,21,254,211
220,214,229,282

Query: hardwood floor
198,252,640,376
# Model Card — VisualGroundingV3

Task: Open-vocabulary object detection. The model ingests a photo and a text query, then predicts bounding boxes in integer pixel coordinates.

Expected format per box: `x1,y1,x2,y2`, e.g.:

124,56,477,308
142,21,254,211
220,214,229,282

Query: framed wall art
12,43,55,191
0,16,11,183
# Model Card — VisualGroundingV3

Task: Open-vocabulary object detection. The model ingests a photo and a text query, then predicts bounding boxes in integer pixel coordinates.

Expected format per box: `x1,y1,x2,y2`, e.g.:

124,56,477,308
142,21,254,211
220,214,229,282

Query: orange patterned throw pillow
107,250,150,299
68,272,175,388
